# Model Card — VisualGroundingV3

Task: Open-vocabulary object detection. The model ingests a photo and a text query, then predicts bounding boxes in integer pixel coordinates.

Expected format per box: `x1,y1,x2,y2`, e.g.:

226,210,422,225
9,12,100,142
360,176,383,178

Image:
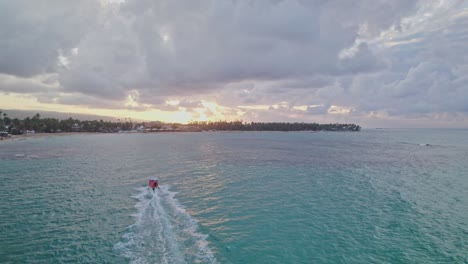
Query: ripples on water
0,130,467,263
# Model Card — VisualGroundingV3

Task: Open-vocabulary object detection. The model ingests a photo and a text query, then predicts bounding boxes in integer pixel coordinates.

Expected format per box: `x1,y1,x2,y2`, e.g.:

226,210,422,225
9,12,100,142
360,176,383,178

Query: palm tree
0,110,3,130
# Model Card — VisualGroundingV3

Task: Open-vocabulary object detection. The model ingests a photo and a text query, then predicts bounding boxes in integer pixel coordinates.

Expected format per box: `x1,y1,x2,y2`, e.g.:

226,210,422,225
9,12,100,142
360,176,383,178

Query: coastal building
72,123,82,132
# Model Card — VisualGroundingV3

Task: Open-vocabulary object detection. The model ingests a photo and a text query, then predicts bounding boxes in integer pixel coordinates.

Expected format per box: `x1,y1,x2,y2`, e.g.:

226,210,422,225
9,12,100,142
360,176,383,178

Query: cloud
34,92,148,111
1,0,468,126
58,0,415,99
0,0,100,77
0,74,59,94
343,7,468,118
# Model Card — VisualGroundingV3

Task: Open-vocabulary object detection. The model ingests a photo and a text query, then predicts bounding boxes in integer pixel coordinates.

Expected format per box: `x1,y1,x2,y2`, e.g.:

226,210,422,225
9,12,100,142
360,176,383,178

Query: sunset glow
1,1,468,128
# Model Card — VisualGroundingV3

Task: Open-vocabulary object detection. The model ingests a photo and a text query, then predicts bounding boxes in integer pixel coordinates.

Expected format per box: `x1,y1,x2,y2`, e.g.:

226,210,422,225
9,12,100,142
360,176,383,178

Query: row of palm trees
0,111,135,134
189,121,361,131
0,110,360,135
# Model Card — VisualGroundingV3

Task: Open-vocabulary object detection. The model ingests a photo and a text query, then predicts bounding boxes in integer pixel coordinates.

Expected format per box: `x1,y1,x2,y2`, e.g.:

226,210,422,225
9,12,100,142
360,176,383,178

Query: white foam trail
114,186,217,264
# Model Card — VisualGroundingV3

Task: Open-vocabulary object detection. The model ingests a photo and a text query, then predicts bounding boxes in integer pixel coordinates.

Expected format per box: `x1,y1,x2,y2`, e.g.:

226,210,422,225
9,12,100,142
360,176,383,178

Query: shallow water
0,129,467,263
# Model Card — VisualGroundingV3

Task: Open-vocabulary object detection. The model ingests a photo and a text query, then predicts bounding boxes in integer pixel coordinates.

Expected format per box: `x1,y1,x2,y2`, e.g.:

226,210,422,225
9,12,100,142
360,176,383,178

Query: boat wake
114,186,217,264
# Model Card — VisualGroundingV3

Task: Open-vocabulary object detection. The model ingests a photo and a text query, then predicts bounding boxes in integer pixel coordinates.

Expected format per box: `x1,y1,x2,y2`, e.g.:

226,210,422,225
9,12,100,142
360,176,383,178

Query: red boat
148,178,159,189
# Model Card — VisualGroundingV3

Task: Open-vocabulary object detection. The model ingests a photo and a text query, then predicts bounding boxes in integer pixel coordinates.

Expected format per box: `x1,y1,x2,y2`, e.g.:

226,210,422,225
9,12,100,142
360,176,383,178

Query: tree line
0,111,135,134
0,110,360,135
189,121,360,131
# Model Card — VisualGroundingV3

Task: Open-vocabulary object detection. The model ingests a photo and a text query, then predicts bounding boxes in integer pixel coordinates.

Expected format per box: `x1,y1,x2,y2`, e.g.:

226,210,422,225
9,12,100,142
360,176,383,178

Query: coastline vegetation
188,121,360,132
0,110,360,136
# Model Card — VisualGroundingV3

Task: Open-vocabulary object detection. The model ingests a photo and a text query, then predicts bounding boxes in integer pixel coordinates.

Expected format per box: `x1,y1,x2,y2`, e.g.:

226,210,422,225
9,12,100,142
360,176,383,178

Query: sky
1,0,468,127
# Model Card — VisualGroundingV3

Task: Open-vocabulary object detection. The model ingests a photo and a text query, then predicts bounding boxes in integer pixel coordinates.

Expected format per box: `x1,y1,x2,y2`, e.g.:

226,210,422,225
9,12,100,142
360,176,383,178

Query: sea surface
0,129,467,263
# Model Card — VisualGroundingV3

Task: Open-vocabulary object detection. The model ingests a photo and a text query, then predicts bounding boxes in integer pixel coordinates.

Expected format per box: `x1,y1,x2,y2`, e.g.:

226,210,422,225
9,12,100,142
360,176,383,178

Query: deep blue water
0,129,467,263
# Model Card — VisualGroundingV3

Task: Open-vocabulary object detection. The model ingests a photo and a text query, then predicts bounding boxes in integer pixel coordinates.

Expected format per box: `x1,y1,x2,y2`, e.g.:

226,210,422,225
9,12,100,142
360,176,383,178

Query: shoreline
0,132,98,143
0,131,195,143
0,129,358,144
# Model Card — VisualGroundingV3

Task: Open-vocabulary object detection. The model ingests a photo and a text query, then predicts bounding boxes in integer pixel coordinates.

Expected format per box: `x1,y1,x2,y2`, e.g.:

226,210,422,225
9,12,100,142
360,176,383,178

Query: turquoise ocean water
0,129,467,263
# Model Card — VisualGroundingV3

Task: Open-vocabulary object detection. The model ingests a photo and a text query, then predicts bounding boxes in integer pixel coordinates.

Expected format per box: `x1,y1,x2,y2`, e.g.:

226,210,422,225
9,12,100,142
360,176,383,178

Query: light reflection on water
0,130,467,263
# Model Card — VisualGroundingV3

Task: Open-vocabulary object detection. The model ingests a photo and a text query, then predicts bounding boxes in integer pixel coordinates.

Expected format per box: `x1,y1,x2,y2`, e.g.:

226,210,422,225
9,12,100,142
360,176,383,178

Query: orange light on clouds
0,93,225,123
127,109,193,123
